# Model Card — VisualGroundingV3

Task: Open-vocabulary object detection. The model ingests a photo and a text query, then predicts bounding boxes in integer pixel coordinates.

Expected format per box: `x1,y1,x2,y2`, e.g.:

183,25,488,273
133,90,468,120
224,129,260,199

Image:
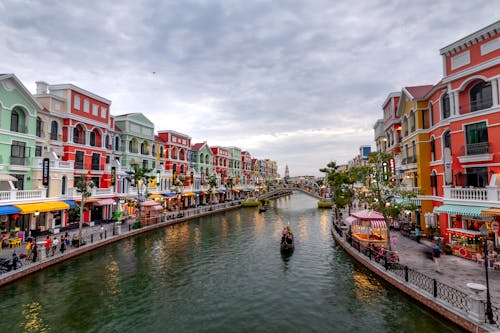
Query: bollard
433,279,437,298
91,234,93,243
404,266,409,282
104,230,107,239
129,224,131,231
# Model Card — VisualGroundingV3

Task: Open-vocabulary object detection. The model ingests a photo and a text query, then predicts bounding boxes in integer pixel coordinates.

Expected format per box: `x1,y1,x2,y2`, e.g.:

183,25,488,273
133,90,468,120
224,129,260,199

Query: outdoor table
8,238,21,248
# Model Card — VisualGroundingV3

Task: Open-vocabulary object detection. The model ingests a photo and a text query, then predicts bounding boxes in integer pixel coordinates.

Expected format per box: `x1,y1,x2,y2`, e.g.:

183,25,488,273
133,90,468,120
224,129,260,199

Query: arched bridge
256,188,323,201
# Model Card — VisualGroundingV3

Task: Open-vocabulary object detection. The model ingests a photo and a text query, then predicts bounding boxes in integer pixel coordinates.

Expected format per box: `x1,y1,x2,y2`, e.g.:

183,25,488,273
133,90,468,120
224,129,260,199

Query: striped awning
162,193,177,198
353,219,387,228
434,204,488,218
344,216,357,226
14,202,70,214
151,205,164,211
0,205,21,215
394,197,421,206
141,200,158,207
94,198,115,206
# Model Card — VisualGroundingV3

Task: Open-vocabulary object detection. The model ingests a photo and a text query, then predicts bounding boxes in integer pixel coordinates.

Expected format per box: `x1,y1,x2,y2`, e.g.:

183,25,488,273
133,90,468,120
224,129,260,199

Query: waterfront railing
332,223,500,329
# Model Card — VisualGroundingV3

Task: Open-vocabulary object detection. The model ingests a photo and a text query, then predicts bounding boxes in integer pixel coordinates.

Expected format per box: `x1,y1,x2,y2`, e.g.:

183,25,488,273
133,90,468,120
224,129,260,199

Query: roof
191,143,204,151
404,85,434,99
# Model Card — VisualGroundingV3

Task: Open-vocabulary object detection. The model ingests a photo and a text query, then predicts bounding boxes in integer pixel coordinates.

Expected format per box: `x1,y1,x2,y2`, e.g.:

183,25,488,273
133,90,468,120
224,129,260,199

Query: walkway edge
331,227,492,333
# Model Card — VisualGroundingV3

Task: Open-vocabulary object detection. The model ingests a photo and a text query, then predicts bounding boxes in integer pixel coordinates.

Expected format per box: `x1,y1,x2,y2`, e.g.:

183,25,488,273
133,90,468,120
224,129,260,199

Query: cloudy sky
1,1,498,177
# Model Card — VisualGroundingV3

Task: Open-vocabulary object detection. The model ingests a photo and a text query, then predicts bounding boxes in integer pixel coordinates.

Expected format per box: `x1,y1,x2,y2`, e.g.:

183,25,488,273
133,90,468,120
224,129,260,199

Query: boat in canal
280,228,294,253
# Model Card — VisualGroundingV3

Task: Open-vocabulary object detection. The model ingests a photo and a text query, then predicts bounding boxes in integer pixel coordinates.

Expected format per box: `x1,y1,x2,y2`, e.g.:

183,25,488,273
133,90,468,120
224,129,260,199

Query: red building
157,130,191,185
211,147,229,185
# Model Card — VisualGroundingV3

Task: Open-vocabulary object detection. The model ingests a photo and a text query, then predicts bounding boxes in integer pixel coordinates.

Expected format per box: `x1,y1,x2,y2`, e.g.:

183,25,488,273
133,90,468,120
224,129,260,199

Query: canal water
0,192,464,333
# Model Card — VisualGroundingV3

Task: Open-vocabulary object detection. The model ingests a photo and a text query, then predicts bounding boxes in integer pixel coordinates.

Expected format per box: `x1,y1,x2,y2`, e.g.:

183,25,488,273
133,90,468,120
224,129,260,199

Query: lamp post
479,224,495,324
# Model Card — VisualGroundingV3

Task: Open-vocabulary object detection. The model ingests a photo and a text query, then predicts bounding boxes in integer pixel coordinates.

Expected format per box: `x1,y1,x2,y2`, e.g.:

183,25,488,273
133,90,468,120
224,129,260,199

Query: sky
1,1,499,177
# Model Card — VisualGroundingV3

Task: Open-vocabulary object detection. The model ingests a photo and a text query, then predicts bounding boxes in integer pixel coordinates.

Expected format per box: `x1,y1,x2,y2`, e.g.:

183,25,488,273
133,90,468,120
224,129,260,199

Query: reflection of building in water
22,301,49,333
352,271,385,304
105,260,121,301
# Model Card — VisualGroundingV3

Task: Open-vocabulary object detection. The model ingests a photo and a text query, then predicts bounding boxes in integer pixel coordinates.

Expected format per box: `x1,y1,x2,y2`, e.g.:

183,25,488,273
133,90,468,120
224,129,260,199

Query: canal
0,192,464,332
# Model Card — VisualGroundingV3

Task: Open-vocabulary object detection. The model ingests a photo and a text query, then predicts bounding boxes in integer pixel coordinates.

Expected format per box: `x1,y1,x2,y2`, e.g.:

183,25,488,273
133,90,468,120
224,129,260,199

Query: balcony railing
0,189,46,203
466,142,490,155
402,156,417,165
33,157,74,169
443,185,500,203
10,156,26,165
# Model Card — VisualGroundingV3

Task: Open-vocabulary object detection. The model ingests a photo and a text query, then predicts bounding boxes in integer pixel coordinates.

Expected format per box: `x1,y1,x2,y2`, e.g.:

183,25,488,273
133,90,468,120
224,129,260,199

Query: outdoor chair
476,253,485,266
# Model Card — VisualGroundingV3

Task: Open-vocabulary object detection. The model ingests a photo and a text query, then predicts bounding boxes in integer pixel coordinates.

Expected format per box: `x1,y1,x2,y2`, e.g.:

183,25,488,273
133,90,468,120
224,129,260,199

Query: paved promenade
390,230,500,306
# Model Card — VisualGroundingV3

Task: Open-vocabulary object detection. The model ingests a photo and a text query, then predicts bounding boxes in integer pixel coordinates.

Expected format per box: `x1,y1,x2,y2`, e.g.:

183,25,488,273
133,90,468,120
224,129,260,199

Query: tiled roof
405,85,433,99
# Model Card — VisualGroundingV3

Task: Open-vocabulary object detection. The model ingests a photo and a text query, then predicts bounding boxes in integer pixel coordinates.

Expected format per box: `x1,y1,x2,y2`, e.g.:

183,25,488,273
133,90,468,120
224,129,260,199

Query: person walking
52,236,59,256
44,236,52,258
32,242,38,262
433,244,442,273
60,236,66,254
415,227,421,243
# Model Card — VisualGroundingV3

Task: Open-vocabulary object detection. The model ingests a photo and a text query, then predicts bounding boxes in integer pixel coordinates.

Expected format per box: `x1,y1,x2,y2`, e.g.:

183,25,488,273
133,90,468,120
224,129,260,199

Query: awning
344,216,357,226
63,200,78,208
447,228,482,236
231,189,239,193
149,194,163,199
182,192,196,197
482,208,500,217
434,204,488,218
141,200,158,207
151,205,164,211
75,198,100,203
194,191,202,195
351,209,385,220
94,198,115,206
0,174,17,182
218,189,226,194
0,205,21,215
353,219,387,228
162,193,177,198
14,201,70,214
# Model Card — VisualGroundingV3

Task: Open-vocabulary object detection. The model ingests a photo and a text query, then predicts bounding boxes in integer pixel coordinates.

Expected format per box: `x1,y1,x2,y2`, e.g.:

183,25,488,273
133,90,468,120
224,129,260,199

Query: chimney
35,81,48,94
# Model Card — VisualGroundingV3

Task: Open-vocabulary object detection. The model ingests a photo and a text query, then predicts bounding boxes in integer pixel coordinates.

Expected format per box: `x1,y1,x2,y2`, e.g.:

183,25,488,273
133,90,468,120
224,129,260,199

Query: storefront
348,210,388,250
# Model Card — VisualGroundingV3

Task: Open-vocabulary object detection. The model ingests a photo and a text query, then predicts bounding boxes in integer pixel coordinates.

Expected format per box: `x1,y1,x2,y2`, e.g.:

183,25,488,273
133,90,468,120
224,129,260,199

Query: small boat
280,241,294,253
259,205,267,213
280,228,294,253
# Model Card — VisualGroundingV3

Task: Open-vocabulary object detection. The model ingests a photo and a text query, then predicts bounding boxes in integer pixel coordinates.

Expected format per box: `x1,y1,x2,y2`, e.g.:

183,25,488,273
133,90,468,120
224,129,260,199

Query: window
36,117,42,137
114,137,120,151
430,137,435,161
160,146,164,158
152,144,156,157
465,122,489,155
429,103,434,126
105,135,110,149
75,151,84,169
83,99,90,113
411,141,416,163
61,176,67,195
142,160,148,169
403,116,408,136
35,145,42,157
50,121,58,140
430,171,438,196
74,95,81,110
466,167,488,188
91,177,100,188
443,131,451,149
91,153,100,170
90,131,96,146
73,126,85,144
10,109,20,132
101,107,107,118
106,155,110,164
11,141,26,165
92,104,99,116
152,161,156,169
410,111,415,132
470,82,492,112
442,93,450,119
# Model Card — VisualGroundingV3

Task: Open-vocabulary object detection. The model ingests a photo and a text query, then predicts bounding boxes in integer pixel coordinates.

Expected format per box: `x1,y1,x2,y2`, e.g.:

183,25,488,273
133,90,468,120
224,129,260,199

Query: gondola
259,206,267,213
280,241,294,253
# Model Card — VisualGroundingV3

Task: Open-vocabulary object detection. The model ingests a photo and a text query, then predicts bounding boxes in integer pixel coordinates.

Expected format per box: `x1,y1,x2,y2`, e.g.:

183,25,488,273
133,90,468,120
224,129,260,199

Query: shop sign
42,158,50,186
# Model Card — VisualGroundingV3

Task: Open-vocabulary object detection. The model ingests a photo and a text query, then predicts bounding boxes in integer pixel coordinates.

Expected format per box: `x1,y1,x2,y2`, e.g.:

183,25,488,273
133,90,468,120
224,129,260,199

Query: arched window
442,93,450,119
73,125,86,144
152,144,156,157
114,136,120,151
410,111,415,132
430,137,436,161
180,149,185,161
36,117,42,137
160,146,164,158
430,171,437,196
89,131,96,146
470,81,492,112
10,108,20,132
443,131,451,149
50,121,58,140
429,103,434,126
180,165,184,174
105,135,110,149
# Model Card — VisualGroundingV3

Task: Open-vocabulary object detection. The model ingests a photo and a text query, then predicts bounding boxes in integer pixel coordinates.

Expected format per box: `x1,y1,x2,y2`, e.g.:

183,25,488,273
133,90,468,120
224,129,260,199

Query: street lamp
479,224,495,324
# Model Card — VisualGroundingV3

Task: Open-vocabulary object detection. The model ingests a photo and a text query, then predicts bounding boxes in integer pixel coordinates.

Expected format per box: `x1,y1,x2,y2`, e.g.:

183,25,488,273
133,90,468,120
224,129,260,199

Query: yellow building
397,85,434,230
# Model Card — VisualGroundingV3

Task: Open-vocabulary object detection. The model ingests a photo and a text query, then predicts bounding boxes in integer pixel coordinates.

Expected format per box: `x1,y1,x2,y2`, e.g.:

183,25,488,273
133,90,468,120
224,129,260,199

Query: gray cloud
0,0,498,176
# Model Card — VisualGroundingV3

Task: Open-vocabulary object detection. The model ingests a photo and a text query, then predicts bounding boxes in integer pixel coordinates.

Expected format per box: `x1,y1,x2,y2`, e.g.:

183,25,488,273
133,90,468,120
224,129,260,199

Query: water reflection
21,301,49,333
352,270,385,304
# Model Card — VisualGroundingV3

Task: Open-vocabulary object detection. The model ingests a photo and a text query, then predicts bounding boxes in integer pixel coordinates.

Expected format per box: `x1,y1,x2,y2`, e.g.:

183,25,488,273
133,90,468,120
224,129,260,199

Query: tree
360,151,417,251
207,174,217,190
320,161,356,222
125,164,155,201
75,175,94,245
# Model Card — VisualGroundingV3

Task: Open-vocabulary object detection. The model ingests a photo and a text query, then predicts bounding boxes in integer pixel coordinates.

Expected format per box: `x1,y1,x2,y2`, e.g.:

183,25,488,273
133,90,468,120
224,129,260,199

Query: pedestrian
65,235,70,249
433,244,442,273
44,236,52,257
52,237,59,256
25,239,33,259
415,227,420,243
100,225,104,240
32,242,38,262
60,236,66,254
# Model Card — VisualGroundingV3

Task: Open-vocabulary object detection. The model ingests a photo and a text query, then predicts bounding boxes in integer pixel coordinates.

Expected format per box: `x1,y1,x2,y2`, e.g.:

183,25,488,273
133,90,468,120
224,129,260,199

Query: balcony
443,185,500,204
33,157,74,170
0,189,47,204
401,156,417,165
65,186,114,199
458,142,493,163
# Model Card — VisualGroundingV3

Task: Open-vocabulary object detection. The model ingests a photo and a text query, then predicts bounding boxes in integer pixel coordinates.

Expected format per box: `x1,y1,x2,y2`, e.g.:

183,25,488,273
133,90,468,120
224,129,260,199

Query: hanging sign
42,158,50,186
